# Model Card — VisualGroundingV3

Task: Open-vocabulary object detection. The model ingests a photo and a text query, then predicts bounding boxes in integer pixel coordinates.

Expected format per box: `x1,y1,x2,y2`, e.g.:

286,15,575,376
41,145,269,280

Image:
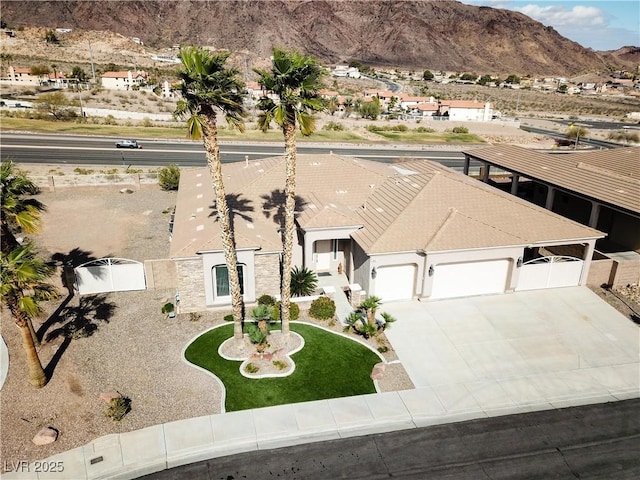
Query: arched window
213,264,245,298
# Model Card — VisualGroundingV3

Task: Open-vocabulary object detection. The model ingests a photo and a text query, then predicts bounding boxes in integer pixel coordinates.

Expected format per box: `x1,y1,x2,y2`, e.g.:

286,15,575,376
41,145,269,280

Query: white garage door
431,259,510,300
375,264,416,302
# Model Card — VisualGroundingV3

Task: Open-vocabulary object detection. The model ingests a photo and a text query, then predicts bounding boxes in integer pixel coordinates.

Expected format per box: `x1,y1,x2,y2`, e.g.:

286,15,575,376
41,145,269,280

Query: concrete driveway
383,287,639,413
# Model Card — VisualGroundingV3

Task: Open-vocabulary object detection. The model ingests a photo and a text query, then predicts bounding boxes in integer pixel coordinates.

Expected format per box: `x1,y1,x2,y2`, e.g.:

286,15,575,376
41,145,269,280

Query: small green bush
257,294,276,306
246,323,267,344
223,314,234,322
415,126,435,133
272,360,287,370
245,363,259,374
189,312,202,322
452,126,469,134
309,296,336,320
322,121,345,131
271,301,300,321
73,167,94,175
158,164,180,191
104,396,131,421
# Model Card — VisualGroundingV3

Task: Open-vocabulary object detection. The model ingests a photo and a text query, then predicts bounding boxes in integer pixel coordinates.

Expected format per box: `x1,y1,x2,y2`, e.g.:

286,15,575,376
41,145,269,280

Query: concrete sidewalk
3,287,638,480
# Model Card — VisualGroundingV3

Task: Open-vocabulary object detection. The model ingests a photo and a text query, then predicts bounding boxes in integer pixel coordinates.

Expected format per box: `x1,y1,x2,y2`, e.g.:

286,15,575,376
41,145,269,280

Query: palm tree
1,160,47,346
174,46,247,341
0,244,59,387
1,160,46,255
254,48,325,338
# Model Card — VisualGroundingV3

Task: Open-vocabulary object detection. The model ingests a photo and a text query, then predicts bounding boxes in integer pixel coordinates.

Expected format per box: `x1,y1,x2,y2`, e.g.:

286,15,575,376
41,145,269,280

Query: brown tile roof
463,145,640,215
352,161,603,254
170,154,388,257
170,154,604,258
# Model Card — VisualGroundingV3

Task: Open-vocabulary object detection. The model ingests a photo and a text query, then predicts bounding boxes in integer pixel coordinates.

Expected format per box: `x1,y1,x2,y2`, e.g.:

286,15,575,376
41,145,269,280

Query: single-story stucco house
169,154,604,314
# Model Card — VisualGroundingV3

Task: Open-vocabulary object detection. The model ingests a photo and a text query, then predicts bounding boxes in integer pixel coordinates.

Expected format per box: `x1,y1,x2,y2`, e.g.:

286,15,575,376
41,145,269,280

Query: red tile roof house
462,145,640,287
2,66,41,85
100,70,149,90
169,154,602,315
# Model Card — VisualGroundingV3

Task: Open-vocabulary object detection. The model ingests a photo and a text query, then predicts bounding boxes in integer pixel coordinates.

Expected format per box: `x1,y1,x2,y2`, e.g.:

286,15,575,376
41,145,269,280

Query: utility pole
88,41,96,84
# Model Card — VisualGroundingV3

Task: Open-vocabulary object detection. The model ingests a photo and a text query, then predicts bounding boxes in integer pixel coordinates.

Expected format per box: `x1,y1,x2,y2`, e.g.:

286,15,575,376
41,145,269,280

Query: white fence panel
75,258,146,295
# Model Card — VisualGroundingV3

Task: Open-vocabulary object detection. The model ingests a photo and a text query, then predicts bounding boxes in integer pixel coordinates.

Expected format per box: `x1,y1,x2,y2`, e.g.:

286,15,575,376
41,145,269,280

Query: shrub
309,296,336,320
271,301,300,321
257,294,276,306
161,302,175,315
158,164,180,191
290,266,318,297
73,167,94,175
245,363,259,374
322,121,345,131
452,126,469,134
415,126,435,133
272,360,287,370
189,312,202,322
223,314,234,322
246,323,267,345
104,396,131,421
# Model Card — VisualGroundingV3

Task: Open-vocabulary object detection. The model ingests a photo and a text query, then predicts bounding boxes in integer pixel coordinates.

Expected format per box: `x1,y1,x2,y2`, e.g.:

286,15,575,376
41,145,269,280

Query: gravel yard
0,182,412,470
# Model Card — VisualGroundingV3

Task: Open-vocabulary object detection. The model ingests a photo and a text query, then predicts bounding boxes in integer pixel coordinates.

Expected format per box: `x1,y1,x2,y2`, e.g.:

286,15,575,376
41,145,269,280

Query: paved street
141,399,640,480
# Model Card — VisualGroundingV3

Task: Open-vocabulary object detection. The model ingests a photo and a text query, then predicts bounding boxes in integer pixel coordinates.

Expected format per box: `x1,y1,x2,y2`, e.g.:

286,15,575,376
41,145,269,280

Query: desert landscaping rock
32,427,58,446
371,362,386,380
99,390,122,403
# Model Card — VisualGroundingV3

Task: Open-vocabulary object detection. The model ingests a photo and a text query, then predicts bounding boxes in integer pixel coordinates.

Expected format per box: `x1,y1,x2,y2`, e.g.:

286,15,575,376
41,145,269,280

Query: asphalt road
0,133,469,169
140,399,640,480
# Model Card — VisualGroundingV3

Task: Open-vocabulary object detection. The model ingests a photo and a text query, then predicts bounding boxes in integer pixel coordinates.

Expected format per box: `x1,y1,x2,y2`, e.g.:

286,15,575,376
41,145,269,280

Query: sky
459,0,640,50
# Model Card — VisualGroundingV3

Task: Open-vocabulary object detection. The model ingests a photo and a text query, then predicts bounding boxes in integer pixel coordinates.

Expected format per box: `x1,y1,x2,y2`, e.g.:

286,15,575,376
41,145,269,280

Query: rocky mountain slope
0,0,629,76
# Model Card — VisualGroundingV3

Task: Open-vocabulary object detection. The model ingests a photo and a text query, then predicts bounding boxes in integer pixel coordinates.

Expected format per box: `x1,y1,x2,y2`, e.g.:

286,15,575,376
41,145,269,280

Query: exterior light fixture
516,257,523,268
371,267,377,279
428,265,434,276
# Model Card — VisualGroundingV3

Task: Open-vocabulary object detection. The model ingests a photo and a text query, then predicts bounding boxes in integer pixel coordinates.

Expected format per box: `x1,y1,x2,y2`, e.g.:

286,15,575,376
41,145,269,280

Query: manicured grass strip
184,323,380,412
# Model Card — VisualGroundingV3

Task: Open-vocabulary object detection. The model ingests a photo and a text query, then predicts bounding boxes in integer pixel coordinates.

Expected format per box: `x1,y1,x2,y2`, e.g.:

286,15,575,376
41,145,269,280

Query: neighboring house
170,154,603,313
462,145,640,286
100,70,149,90
436,100,493,121
1,66,42,85
332,65,361,78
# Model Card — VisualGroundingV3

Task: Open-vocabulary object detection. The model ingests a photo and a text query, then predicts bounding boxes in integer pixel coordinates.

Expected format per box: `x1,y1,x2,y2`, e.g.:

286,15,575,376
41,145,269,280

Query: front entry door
315,240,332,270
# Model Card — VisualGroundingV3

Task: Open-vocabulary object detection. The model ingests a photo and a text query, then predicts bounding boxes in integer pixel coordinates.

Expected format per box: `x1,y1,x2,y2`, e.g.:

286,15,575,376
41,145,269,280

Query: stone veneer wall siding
254,253,281,299
175,257,207,313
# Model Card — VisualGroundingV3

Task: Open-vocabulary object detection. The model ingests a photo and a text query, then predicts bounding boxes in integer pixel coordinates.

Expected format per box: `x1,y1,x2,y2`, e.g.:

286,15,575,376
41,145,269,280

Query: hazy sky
459,0,640,50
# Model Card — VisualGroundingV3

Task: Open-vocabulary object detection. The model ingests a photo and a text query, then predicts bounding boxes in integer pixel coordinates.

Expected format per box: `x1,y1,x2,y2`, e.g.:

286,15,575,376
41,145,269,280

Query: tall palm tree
1,160,47,346
1,159,46,255
1,244,59,387
254,48,325,337
174,46,247,341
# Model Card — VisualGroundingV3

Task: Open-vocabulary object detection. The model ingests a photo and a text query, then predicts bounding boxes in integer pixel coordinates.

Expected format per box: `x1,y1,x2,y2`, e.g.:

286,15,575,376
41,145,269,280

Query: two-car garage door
374,260,510,302
430,259,510,300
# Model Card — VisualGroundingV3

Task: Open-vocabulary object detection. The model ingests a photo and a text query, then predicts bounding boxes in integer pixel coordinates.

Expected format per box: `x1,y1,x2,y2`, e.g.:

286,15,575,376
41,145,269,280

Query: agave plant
290,266,318,297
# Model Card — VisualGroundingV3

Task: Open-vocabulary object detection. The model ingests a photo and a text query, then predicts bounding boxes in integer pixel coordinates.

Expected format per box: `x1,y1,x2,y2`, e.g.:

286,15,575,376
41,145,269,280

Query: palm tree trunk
8,298,47,388
280,121,297,339
201,113,244,342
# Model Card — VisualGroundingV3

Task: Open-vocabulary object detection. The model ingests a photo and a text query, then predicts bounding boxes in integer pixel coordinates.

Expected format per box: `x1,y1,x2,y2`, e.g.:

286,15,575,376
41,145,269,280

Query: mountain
0,0,623,76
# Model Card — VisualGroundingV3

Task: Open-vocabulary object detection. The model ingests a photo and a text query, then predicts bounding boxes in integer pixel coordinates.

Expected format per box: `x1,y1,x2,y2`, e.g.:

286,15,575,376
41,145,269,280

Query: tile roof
352,161,602,254
171,154,604,259
463,145,640,215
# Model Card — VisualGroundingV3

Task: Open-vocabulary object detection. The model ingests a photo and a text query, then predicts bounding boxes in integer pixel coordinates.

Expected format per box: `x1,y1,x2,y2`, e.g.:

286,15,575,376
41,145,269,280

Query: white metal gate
516,256,583,291
75,258,147,295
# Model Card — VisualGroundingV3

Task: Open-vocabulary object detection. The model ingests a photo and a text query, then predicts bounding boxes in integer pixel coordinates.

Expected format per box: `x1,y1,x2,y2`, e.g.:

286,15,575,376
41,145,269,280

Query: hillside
0,0,623,76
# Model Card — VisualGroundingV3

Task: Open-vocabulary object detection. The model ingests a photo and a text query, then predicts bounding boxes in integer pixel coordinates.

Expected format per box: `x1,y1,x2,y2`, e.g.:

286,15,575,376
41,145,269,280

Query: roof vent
246,222,255,229
376,207,384,213
336,189,347,194
196,225,204,231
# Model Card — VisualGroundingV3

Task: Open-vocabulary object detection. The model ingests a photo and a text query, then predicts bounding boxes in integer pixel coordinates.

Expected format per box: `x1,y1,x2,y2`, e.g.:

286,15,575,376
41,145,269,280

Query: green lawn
184,322,381,411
